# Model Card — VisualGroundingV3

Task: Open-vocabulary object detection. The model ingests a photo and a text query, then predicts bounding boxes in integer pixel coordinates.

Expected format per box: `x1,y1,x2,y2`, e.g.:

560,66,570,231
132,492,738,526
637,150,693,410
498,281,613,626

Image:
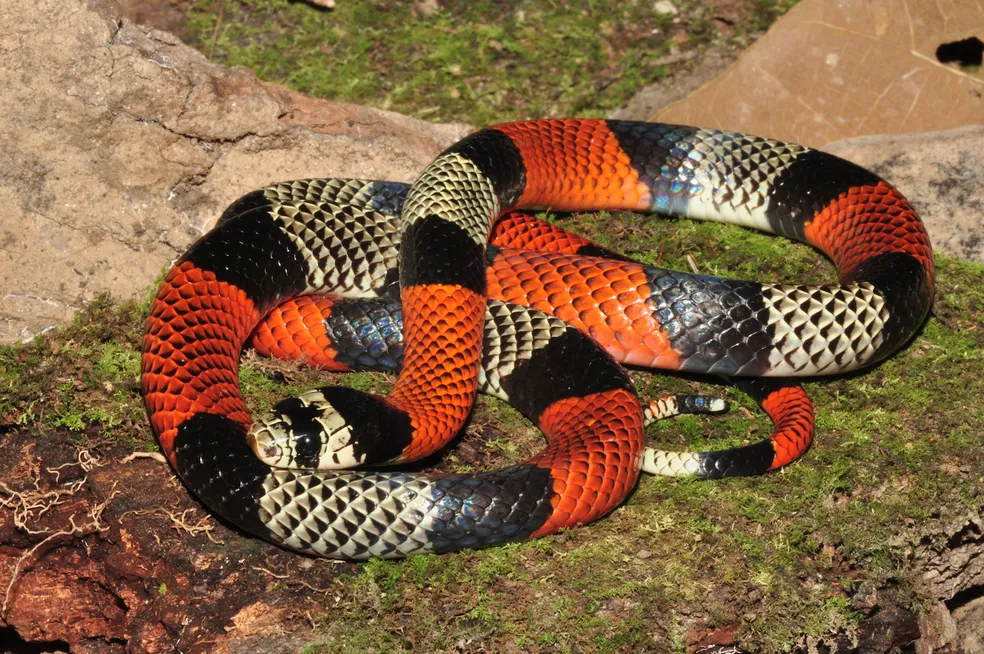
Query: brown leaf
652,0,984,147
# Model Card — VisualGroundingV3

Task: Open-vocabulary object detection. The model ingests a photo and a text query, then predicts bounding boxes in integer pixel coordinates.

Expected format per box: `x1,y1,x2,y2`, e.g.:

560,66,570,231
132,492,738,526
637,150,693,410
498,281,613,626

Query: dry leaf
652,0,984,147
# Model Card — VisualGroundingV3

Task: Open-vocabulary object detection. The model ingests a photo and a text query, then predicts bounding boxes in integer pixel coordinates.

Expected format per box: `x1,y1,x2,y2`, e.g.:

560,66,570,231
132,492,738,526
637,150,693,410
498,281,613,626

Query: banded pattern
142,120,934,559
249,293,814,481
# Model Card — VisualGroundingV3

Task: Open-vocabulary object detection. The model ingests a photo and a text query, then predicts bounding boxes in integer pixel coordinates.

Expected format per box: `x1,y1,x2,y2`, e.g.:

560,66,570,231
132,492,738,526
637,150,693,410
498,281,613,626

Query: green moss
340,371,391,393
94,342,142,385
238,364,288,398
184,0,675,125
749,0,804,33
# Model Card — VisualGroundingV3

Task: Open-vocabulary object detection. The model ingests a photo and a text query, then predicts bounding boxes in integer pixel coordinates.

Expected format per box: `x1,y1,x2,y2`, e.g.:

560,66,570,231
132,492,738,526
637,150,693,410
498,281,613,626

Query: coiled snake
141,120,934,560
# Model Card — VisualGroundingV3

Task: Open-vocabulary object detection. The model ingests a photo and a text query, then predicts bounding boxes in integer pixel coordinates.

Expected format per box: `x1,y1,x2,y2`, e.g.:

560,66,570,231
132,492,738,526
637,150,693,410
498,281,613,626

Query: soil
1,433,357,652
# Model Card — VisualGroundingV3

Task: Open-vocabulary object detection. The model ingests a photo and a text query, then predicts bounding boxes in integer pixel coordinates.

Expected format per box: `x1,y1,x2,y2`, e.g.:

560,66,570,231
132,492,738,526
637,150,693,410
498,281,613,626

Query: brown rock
4,551,130,644
650,0,984,148
915,601,958,654
852,580,879,611
855,596,921,653
115,0,189,36
0,0,470,344
952,594,984,654
911,512,984,609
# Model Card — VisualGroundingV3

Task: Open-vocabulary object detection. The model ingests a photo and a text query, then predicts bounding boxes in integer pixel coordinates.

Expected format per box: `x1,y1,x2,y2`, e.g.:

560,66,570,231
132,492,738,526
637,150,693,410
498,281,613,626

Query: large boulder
0,0,469,344
648,0,984,147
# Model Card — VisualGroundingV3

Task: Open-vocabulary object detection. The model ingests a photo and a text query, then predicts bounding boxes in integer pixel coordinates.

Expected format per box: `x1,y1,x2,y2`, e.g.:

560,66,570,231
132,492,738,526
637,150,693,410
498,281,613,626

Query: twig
120,451,168,465
252,565,332,595
1,449,99,533
686,252,701,274
207,0,226,60
119,507,224,545
47,449,103,481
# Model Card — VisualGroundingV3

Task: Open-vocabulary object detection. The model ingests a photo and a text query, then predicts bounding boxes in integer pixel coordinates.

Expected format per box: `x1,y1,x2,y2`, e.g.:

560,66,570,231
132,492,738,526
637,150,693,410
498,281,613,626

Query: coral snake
141,120,934,559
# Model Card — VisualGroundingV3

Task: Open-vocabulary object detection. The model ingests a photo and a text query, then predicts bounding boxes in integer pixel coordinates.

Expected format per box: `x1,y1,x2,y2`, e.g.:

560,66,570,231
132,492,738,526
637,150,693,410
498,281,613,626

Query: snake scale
141,120,934,559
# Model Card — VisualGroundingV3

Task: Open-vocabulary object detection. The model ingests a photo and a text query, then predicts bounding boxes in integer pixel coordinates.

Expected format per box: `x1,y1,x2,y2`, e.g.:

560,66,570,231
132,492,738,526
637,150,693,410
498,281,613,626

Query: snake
141,119,934,560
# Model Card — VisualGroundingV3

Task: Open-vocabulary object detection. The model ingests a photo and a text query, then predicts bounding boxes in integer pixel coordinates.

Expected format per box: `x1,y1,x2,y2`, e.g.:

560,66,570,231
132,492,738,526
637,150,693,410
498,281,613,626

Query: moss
183,0,676,125
94,342,141,383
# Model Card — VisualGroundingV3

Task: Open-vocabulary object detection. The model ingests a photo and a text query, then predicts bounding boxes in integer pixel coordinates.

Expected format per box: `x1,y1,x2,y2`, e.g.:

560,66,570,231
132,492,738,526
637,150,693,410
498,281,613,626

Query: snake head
247,386,411,470
248,391,359,470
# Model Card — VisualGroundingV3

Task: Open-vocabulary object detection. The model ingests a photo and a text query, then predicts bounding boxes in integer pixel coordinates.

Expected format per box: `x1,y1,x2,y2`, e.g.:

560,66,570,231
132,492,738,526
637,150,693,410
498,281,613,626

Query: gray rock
0,0,470,344
609,46,740,122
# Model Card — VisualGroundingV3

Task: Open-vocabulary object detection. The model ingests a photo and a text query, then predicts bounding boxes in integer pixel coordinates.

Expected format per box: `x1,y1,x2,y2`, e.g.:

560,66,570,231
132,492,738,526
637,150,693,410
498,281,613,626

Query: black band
182,207,308,308
400,215,487,293
173,413,275,541
765,150,882,242
445,128,527,208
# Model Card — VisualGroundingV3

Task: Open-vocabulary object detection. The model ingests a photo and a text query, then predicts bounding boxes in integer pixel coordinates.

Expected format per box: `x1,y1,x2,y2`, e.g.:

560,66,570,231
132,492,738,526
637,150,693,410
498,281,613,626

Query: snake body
141,120,934,559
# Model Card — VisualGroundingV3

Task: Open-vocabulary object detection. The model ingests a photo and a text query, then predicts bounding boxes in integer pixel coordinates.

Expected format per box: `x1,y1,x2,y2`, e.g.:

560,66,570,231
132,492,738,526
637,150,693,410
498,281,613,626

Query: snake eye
294,430,321,465
272,397,326,469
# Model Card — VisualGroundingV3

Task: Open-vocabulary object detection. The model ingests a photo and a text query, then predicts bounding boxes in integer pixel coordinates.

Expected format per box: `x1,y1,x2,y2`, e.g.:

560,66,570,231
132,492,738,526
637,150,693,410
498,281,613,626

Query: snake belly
141,120,934,559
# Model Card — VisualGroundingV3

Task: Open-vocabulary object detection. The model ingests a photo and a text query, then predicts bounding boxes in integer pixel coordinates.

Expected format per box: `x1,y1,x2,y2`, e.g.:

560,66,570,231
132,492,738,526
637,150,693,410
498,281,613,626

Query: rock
892,509,984,653
915,601,958,654
653,1,678,16
0,0,470,344
114,0,188,35
824,126,984,265
648,0,984,148
609,46,740,122
952,594,984,654
855,595,921,653
909,511,984,611
851,580,879,611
